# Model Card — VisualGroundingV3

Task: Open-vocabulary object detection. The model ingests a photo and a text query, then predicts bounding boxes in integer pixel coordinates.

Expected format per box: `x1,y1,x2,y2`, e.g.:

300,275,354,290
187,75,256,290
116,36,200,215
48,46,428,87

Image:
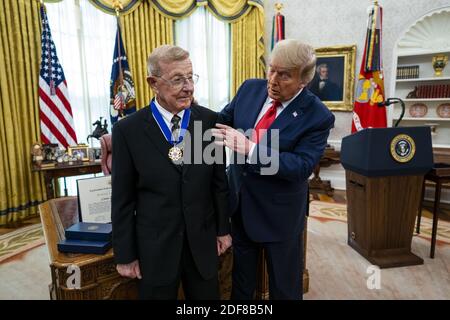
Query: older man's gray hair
147,45,190,77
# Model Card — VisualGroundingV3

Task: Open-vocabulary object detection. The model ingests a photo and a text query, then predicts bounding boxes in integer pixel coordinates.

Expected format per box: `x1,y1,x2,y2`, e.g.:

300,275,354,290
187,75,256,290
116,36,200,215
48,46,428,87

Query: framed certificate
77,176,112,223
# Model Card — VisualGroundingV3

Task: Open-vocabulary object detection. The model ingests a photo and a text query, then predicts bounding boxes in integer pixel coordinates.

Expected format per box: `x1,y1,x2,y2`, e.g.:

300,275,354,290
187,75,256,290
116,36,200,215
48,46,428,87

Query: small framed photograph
77,175,112,223
42,143,59,163
308,45,357,111
68,145,89,162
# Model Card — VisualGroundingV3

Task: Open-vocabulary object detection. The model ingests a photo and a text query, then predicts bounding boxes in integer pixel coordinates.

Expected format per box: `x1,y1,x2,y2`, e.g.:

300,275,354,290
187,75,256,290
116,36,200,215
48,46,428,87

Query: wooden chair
99,134,112,175
416,163,450,258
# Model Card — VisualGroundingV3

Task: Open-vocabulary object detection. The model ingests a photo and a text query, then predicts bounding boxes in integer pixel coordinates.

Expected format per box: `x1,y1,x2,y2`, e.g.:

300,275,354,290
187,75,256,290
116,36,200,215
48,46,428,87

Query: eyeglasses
155,74,199,89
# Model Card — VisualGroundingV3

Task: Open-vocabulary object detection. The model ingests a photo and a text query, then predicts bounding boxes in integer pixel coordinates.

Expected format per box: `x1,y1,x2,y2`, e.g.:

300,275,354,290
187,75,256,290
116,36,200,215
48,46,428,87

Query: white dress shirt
153,98,185,135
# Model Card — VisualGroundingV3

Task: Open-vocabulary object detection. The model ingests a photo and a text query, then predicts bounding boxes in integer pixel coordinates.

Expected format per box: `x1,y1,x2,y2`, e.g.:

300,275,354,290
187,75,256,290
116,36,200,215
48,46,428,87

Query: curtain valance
86,0,262,23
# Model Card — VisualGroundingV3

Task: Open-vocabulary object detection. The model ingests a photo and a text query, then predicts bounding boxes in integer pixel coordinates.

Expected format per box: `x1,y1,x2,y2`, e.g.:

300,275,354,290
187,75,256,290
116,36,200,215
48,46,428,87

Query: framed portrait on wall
307,45,356,111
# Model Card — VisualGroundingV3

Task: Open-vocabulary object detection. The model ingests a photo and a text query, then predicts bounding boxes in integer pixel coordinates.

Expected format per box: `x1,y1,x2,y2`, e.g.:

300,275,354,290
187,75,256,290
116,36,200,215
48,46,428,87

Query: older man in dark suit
112,45,231,300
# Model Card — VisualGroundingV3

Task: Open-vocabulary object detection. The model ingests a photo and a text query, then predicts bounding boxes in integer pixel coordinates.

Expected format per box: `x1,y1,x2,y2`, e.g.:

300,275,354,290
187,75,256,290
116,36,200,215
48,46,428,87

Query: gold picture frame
308,45,356,111
68,145,89,162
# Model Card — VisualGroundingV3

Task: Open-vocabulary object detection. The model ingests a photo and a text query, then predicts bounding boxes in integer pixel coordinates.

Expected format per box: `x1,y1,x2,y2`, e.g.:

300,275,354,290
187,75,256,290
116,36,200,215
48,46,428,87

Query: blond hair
270,39,317,84
147,45,189,76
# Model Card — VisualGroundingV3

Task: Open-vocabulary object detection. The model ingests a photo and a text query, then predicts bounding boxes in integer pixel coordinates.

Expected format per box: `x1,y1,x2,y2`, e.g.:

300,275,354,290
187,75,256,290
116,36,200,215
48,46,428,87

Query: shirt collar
267,87,304,109
154,98,185,123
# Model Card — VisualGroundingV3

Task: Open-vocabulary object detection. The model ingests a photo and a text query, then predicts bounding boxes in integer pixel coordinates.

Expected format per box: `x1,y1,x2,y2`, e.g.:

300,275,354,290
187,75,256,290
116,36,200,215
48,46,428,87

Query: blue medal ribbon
150,100,191,146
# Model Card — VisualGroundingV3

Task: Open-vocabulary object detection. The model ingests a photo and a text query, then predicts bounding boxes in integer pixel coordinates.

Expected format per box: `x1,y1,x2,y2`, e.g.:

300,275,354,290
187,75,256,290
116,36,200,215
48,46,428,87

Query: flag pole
113,0,125,115
40,0,56,96
113,0,124,88
272,3,284,50
366,1,378,71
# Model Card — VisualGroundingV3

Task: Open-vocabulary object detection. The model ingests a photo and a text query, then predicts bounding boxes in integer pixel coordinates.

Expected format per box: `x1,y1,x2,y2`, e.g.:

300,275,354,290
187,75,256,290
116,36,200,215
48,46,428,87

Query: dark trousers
138,238,219,300
231,212,303,300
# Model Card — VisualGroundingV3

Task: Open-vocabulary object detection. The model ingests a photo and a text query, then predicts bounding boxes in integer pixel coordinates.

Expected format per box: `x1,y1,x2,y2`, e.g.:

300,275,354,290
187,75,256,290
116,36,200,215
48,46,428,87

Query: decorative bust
31,143,44,166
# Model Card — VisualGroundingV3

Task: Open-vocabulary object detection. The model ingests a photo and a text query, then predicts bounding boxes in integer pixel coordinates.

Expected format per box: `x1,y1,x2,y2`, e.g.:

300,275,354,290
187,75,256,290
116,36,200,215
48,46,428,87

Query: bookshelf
389,7,450,152
391,51,450,148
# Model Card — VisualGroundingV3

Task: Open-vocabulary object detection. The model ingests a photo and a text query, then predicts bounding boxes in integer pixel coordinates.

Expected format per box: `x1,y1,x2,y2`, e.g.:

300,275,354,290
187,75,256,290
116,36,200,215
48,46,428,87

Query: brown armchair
99,134,112,175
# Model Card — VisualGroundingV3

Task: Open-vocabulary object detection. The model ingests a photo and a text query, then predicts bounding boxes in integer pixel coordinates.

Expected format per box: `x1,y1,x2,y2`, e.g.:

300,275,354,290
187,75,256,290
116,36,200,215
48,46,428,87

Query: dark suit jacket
218,79,335,242
111,103,230,286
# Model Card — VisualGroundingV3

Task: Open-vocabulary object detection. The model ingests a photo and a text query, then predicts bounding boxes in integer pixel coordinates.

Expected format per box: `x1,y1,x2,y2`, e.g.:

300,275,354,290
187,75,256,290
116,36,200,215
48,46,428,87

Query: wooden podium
341,127,433,268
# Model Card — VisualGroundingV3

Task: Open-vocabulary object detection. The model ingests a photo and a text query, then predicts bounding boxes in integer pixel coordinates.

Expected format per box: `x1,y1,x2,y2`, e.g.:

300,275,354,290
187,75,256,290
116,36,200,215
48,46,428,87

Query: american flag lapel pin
292,111,298,117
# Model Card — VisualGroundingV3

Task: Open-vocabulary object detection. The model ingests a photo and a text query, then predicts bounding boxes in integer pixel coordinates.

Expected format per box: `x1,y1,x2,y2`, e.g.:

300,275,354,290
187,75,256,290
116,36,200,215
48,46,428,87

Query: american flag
38,5,77,148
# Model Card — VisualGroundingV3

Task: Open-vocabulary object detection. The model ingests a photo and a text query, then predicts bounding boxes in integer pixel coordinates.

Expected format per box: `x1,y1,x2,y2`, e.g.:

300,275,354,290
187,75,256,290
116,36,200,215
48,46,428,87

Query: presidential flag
110,24,136,125
38,5,77,148
351,2,387,132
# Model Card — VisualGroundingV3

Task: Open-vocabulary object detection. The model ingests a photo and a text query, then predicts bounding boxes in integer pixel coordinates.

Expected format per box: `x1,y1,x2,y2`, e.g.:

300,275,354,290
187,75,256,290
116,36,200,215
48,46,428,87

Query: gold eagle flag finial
113,0,123,17
275,3,283,13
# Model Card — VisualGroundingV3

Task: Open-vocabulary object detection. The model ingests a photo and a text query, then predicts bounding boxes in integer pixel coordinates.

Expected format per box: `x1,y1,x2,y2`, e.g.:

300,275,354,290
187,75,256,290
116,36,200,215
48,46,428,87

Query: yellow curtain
119,2,174,108
0,0,46,225
230,3,265,96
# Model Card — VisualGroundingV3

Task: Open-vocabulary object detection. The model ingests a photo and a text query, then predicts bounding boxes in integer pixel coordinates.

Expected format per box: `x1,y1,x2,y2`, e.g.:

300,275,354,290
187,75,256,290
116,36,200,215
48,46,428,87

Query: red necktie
252,100,281,143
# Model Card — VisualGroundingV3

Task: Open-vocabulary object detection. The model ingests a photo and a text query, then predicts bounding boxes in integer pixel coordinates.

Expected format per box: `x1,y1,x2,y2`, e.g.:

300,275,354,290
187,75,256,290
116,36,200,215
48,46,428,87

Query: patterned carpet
1,201,448,265
0,224,44,264
0,201,449,299
310,201,450,245
1,201,450,264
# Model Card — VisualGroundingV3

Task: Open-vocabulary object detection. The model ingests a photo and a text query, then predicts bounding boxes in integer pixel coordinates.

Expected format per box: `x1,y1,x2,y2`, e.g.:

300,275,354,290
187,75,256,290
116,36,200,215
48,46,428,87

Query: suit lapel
181,105,199,178
142,105,182,172
244,89,268,131
270,88,310,133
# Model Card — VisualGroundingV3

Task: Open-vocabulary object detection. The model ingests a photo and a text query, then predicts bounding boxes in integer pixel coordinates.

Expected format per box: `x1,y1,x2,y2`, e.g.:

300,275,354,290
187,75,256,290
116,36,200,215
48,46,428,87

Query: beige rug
0,201,449,299
0,224,44,264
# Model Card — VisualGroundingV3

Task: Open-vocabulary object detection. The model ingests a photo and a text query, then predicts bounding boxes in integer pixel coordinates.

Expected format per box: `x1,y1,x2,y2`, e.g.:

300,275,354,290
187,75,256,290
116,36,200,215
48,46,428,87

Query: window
175,7,230,111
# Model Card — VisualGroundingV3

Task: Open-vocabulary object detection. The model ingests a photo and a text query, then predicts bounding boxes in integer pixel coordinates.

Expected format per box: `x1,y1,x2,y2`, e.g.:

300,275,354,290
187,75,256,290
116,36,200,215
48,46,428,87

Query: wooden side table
416,163,450,258
309,146,340,196
32,161,102,199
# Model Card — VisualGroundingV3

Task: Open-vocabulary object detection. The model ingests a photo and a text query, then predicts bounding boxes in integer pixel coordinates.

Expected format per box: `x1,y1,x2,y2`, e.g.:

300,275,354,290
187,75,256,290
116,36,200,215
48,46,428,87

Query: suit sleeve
217,80,247,126
217,100,235,126
248,113,335,182
111,123,138,264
